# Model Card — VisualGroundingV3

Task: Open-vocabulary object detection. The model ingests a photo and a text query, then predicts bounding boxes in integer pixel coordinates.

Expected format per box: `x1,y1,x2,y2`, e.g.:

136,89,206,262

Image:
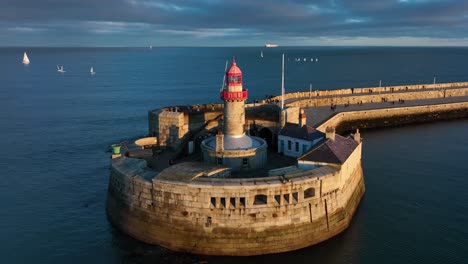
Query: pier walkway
274,82,468,127
303,96,468,127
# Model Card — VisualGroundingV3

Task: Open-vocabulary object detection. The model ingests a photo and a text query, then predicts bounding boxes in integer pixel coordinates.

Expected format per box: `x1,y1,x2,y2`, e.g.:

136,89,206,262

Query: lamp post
309,83,312,99
281,53,285,110
379,80,382,96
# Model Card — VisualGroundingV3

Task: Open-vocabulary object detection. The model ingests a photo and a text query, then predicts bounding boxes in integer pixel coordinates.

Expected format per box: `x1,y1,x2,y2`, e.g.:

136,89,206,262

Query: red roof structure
227,58,242,75
221,58,247,100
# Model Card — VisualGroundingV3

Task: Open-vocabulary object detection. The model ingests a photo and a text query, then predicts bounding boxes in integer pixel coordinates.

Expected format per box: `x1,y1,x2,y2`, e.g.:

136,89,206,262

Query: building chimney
325,127,335,141
216,130,224,153
299,109,307,127
354,129,361,143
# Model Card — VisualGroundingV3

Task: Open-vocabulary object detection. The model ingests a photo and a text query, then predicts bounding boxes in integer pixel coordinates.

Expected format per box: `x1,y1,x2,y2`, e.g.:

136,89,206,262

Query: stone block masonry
108,81,468,256
288,86,468,109
107,144,364,256
276,81,468,103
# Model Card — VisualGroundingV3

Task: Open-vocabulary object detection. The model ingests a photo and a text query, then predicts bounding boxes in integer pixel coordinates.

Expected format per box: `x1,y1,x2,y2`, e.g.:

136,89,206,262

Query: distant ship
22,52,30,65
90,67,95,75
57,65,66,73
264,44,279,48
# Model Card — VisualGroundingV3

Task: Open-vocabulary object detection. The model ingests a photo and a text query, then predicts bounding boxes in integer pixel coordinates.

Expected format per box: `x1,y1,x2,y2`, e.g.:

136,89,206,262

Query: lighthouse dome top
227,58,242,75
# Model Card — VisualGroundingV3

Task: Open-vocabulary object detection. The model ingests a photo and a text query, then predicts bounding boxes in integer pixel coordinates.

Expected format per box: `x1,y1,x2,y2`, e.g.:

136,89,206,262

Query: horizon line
2,45,468,48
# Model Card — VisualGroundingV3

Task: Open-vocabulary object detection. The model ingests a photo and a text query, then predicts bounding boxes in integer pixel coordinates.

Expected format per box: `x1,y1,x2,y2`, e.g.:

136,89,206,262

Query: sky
2,0,468,47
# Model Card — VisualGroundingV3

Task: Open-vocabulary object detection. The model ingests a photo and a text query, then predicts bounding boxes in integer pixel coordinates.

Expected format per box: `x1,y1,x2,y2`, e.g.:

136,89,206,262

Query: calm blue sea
0,47,467,263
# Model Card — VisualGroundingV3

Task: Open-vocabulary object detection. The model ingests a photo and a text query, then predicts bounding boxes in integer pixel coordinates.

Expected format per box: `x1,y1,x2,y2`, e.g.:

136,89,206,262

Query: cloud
0,0,468,46
156,28,245,38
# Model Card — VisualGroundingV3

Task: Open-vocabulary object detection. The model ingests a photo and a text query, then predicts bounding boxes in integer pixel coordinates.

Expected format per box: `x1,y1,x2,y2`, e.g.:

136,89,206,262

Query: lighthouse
221,58,248,136
201,58,267,171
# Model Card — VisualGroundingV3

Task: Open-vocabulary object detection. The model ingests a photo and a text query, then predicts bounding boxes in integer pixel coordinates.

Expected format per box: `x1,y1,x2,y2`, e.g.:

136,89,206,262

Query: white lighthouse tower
201,59,267,172
221,58,247,136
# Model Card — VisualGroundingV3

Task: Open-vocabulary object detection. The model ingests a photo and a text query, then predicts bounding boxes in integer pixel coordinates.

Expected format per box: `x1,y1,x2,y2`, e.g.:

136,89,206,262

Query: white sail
261,50,263,58
22,52,30,65
90,67,95,74
57,65,65,73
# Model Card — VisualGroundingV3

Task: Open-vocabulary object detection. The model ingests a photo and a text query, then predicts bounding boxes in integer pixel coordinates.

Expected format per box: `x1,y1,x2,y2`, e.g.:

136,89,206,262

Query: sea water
0,47,467,263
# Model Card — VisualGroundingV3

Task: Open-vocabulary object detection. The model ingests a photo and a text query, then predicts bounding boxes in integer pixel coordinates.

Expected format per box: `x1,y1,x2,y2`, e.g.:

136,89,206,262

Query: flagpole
220,60,228,92
281,53,285,110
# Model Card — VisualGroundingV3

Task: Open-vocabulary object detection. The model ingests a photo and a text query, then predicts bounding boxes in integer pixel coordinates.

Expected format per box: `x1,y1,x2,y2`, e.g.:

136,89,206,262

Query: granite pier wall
106,143,364,256
278,81,468,104
287,86,468,108
316,102,468,133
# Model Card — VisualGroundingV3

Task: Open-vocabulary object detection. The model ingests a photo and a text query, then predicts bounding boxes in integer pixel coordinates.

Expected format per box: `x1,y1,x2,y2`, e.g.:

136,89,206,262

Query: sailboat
22,52,30,65
90,67,95,75
57,65,66,73
260,50,263,58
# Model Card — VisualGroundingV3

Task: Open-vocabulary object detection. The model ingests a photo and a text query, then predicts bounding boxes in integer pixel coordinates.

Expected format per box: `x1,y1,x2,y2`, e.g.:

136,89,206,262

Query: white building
278,123,324,157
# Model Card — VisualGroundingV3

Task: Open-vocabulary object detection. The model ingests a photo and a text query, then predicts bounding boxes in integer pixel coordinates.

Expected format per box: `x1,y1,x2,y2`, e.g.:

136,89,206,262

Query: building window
217,157,222,165
242,158,248,167
295,142,299,152
288,140,292,150
229,75,241,84
292,192,298,203
254,194,268,205
230,197,236,208
304,188,315,199
210,197,216,207
240,197,246,207
220,197,226,208
274,194,281,205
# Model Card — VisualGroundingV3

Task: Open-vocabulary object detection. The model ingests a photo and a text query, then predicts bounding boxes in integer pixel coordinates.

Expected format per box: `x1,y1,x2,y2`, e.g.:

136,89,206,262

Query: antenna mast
220,60,228,92
281,53,285,110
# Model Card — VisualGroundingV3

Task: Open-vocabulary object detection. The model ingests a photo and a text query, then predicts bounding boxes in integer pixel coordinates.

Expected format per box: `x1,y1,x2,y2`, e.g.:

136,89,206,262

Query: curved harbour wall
316,102,468,133
107,142,364,256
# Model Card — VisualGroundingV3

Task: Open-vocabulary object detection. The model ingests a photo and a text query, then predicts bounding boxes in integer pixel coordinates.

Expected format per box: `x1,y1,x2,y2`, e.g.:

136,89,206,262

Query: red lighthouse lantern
220,58,248,101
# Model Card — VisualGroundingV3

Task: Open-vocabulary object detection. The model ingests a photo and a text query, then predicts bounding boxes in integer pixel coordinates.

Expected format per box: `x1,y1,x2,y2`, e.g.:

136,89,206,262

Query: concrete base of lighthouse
201,135,267,172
